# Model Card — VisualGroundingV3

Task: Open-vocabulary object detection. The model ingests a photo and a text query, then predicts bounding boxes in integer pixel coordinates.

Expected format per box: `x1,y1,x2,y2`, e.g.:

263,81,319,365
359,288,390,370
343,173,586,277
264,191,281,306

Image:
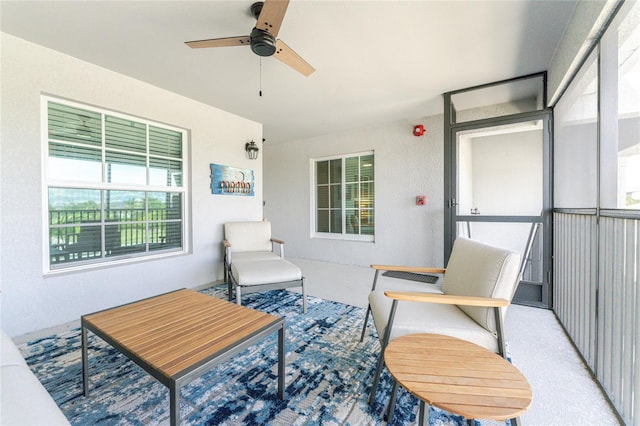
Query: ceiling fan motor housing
250,27,276,56
185,0,314,76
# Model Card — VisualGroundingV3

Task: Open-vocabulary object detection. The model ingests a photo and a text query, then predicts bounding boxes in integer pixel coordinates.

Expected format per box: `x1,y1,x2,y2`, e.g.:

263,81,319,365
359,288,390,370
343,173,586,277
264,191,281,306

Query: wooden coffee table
81,288,285,425
384,333,532,426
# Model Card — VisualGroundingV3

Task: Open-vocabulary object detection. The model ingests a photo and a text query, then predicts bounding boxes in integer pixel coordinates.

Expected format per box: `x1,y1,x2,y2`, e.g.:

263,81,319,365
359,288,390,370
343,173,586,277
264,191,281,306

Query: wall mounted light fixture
245,140,259,160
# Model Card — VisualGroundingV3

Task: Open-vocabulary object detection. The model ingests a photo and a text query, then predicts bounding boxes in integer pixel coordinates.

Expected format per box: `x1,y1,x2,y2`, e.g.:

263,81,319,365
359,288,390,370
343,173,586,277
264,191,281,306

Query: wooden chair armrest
271,238,285,257
223,239,231,248
384,291,509,308
371,264,446,274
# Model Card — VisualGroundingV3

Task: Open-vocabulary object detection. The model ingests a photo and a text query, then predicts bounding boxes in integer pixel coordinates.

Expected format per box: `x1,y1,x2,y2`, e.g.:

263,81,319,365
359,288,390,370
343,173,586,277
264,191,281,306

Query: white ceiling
0,0,577,143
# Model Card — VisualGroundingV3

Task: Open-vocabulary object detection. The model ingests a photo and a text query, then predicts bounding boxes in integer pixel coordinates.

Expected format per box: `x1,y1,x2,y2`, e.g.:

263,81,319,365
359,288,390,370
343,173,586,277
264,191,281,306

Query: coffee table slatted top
385,334,532,421
82,289,280,378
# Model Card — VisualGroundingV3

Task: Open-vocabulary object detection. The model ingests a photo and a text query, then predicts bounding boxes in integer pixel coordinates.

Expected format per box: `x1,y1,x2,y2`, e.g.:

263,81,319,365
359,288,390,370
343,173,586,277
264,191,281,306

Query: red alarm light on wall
413,124,425,136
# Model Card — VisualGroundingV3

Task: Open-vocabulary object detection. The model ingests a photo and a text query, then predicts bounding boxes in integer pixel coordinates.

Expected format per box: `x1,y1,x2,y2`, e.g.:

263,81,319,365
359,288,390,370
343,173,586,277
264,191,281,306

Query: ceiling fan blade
274,39,315,77
185,36,251,49
256,0,289,38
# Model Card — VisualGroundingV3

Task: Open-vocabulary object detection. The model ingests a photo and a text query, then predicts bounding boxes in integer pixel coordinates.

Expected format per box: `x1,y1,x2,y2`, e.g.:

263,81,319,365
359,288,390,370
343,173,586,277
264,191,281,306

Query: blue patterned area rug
18,285,492,425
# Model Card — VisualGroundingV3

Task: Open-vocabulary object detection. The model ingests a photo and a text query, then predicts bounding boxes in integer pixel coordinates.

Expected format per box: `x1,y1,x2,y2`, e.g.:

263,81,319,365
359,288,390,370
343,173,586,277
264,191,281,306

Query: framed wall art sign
210,163,255,196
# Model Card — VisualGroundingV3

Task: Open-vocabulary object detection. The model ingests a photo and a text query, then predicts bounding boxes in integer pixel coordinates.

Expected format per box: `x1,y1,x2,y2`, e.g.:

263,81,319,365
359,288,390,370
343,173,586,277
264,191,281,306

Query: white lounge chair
223,220,307,313
362,237,522,417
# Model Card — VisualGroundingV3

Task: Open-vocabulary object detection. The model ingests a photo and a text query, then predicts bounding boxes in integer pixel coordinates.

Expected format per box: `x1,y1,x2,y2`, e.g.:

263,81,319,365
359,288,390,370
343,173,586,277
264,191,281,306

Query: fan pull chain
259,57,263,97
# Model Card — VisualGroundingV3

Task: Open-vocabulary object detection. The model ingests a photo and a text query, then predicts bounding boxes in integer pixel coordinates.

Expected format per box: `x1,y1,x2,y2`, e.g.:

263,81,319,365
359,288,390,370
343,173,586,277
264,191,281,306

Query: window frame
41,96,190,274
310,150,375,242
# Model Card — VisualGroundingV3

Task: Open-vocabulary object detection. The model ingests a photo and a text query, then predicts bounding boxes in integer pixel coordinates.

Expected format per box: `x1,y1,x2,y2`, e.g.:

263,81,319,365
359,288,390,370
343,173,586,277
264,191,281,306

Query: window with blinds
313,152,374,240
44,98,187,271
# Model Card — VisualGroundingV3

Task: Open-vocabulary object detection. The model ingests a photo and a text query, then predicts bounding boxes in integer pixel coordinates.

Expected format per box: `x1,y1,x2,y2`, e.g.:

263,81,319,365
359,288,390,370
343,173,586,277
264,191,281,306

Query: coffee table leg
170,385,179,426
81,322,89,396
278,324,285,400
236,286,242,305
419,400,426,426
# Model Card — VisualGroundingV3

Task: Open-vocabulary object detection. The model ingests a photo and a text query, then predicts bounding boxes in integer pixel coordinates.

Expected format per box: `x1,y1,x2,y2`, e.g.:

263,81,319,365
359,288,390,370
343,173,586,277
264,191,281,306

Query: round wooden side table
384,333,532,426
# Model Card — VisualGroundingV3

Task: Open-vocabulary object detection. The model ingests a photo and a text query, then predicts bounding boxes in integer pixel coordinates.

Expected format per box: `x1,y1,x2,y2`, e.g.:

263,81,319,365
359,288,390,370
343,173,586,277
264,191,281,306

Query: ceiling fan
185,0,315,77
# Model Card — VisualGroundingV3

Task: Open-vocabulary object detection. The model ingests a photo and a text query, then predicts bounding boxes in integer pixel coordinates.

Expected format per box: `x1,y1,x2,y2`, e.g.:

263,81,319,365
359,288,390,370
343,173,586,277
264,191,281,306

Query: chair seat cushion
232,259,302,286
368,290,498,353
232,251,281,263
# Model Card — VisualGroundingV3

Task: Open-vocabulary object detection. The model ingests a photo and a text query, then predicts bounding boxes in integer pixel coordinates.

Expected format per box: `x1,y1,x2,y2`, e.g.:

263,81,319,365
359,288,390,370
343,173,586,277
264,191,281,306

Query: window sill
311,233,375,243
43,249,189,277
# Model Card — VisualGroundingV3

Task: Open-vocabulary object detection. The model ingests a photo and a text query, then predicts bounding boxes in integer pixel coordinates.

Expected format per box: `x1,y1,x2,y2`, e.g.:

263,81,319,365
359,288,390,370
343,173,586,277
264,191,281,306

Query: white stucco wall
263,115,445,272
0,33,263,336
470,130,543,216
458,137,474,216
465,129,544,254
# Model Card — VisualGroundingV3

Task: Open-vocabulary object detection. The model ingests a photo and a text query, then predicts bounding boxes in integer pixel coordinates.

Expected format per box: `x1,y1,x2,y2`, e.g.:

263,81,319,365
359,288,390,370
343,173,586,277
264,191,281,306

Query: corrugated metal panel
623,220,638,425
598,218,618,409
635,253,640,426
554,213,598,368
598,217,638,425
555,212,638,425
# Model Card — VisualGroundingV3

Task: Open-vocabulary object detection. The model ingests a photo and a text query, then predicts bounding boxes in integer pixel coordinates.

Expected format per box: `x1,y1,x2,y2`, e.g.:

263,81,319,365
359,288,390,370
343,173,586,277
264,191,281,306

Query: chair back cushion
442,238,521,334
224,221,272,253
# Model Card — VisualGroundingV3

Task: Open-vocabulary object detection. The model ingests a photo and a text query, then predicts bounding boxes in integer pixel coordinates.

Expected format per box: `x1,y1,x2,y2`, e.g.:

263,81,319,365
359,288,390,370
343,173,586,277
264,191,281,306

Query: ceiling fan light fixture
250,28,276,57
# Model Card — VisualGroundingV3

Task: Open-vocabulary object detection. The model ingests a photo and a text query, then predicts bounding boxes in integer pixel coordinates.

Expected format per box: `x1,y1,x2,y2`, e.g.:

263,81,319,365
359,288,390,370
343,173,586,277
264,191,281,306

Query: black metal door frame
443,99,553,308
